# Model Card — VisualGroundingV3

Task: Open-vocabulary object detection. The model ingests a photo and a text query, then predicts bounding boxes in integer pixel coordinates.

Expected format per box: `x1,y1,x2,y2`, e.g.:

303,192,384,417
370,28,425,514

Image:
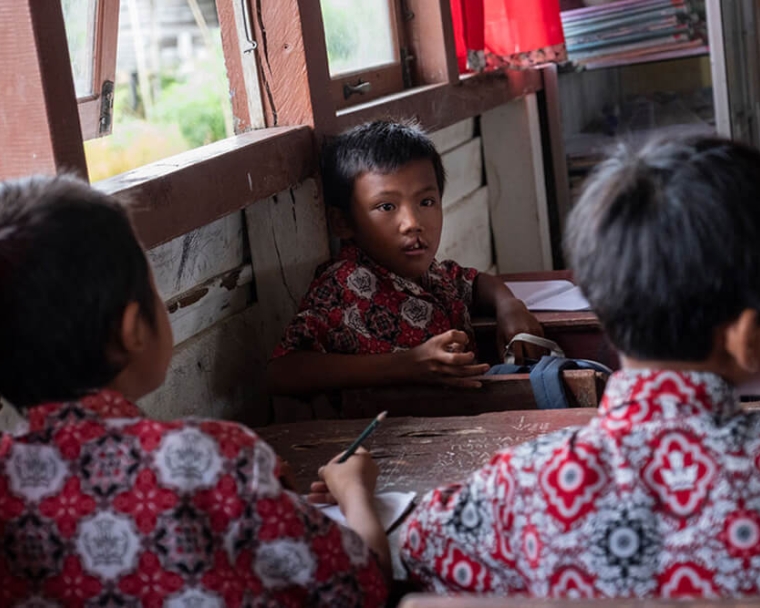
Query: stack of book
561,0,707,69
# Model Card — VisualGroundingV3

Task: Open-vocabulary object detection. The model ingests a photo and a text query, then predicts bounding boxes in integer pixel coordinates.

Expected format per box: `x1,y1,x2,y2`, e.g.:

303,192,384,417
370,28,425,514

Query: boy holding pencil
400,136,760,598
0,175,390,606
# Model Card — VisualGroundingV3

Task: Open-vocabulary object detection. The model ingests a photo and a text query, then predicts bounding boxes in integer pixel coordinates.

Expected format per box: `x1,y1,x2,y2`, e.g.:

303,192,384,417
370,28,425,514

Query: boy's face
345,159,443,279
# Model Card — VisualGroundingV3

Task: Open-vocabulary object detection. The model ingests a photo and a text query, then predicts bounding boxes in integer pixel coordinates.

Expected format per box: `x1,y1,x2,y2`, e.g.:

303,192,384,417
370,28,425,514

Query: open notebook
312,491,416,532
506,280,591,312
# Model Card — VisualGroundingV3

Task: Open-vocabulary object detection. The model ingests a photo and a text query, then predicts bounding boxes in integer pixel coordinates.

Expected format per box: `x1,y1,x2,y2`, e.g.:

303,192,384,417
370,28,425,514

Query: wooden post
248,0,336,134
0,0,87,180
403,0,460,86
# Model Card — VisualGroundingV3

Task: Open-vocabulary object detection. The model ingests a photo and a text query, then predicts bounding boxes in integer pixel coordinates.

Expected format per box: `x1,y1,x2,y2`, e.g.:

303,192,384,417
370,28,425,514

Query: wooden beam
335,69,543,134
403,0,459,86
249,0,336,133
0,0,87,180
99,126,315,248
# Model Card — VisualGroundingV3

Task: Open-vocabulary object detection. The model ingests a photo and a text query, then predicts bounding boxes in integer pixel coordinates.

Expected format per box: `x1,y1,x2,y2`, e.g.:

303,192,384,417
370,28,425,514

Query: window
63,0,120,139
320,0,406,109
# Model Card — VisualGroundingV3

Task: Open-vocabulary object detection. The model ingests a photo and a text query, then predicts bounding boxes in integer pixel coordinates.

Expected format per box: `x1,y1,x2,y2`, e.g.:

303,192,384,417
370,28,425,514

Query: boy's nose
399,206,422,233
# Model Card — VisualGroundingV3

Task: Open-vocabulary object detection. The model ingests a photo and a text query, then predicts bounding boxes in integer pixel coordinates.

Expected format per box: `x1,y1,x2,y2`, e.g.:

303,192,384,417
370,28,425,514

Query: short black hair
565,136,760,361
0,175,156,408
320,119,446,215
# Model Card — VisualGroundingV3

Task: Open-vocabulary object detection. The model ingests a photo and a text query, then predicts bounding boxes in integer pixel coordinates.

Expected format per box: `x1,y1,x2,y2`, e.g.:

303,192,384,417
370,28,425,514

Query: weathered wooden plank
139,306,272,427
148,212,245,301
244,178,331,361
482,96,552,272
441,137,482,209
429,118,475,154
0,0,87,179
99,125,315,248
335,69,543,135
438,186,491,271
257,408,599,495
166,264,253,346
341,370,607,419
402,0,459,86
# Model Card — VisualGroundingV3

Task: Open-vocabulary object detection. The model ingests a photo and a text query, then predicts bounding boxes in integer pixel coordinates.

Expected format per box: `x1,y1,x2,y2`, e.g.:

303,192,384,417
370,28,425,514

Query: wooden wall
138,107,550,425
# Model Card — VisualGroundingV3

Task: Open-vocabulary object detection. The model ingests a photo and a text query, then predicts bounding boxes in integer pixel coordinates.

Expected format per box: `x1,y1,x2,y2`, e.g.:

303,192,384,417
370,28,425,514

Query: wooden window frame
326,0,406,110
5,0,543,248
74,0,121,140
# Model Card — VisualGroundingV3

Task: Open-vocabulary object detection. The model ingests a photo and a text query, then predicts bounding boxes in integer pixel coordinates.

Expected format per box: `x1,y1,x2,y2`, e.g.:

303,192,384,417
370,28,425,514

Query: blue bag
486,333,612,410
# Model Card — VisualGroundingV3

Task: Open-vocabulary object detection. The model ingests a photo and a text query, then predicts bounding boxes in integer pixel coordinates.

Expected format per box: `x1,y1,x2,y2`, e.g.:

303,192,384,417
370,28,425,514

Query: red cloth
273,243,478,358
450,0,566,71
401,369,760,597
0,391,387,606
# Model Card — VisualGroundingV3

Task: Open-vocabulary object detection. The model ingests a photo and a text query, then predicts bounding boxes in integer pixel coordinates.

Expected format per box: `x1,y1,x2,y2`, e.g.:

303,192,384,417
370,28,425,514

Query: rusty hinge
98,80,115,135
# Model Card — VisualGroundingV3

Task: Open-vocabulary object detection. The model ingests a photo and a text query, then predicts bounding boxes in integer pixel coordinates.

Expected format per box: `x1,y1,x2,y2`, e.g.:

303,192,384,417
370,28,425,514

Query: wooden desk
474,270,619,370
258,408,598,495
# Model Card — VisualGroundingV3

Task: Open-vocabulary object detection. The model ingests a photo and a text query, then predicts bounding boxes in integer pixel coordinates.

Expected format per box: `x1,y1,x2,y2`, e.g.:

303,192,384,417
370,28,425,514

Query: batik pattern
401,369,760,598
0,391,387,607
273,244,478,358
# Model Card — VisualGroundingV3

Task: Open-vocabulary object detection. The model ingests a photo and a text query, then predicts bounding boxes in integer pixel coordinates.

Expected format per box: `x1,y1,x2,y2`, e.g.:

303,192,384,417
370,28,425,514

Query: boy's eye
420,198,437,207
376,203,395,212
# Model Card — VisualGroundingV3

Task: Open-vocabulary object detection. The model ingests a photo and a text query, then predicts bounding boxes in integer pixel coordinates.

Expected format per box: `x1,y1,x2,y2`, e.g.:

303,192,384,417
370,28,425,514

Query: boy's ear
328,206,354,240
724,309,760,373
119,301,147,356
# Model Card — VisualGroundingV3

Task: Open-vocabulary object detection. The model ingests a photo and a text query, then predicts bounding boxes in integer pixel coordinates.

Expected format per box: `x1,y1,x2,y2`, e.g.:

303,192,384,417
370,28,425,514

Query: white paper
506,280,591,312
312,491,416,532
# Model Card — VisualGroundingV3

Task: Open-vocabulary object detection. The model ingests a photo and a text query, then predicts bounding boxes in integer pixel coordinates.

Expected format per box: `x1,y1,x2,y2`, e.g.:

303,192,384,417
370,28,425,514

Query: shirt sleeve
399,449,519,594
437,259,479,309
234,438,388,606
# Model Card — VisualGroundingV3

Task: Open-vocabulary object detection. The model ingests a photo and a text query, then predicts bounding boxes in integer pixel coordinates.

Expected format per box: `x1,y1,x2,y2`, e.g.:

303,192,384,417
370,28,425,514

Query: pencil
337,410,387,463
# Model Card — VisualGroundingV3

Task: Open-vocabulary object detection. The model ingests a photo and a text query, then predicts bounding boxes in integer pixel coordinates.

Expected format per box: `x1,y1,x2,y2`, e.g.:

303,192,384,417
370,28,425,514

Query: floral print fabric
401,369,760,598
273,244,478,358
0,391,386,607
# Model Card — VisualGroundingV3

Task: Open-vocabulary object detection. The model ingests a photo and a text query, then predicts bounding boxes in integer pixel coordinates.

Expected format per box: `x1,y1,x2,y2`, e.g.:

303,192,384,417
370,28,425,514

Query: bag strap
504,332,565,364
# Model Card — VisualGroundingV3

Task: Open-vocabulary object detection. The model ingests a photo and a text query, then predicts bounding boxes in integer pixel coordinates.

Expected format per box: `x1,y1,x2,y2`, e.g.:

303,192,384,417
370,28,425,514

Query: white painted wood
147,212,245,301
167,265,253,346
140,306,272,427
429,118,475,154
245,178,331,360
438,186,492,272
706,0,732,137
229,0,266,130
441,137,482,210
482,96,553,273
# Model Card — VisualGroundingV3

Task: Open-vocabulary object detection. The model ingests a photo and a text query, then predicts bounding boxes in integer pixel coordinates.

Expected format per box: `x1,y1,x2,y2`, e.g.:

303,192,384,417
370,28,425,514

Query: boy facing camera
0,176,388,606
267,120,542,395
400,137,760,597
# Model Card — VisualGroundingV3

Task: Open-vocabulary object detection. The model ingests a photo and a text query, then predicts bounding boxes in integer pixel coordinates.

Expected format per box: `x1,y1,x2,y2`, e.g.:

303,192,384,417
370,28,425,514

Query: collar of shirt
338,242,445,298
26,389,142,432
598,368,740,426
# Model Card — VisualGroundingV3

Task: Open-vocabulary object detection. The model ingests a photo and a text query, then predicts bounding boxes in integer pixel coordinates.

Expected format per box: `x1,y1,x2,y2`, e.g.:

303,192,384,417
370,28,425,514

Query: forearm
473,272,518,315
343,491,392,582
266,350,415,396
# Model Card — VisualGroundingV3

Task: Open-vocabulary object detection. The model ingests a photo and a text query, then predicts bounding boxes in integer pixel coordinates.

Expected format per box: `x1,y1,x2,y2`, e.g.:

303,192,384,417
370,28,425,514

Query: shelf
575,43,709,71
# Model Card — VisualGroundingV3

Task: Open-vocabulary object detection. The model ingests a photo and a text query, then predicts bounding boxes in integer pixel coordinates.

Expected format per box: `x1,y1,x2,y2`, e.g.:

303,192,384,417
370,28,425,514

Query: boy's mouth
402,239,428,256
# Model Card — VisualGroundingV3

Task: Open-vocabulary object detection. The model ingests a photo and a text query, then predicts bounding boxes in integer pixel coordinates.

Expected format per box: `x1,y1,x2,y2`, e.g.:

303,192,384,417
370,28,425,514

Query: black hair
0,174,156,409
320,119,446,215
565,136,760,361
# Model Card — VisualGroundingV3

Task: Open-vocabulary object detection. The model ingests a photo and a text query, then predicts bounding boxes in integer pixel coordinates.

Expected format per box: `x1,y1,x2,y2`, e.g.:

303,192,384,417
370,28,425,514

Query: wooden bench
399,596,756,608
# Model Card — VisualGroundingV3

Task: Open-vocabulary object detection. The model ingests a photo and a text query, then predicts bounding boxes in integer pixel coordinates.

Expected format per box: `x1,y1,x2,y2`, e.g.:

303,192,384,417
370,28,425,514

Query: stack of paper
506,280,591,312
314,491,416,532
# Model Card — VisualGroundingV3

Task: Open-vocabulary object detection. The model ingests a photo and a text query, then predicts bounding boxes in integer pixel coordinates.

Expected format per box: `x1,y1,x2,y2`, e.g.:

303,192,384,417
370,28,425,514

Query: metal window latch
343,79,371,100
98,80,115,135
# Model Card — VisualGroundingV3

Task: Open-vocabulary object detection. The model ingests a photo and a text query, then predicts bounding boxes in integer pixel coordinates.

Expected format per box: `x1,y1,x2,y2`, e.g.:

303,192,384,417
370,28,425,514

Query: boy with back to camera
267,120,542,395
398,137,760,597
0,175,389,607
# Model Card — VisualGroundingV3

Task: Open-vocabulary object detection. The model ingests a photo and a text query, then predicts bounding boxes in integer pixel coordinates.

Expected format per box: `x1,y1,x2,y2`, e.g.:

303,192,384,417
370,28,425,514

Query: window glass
83,0,233,181
63,0,98,98
321,0,397,76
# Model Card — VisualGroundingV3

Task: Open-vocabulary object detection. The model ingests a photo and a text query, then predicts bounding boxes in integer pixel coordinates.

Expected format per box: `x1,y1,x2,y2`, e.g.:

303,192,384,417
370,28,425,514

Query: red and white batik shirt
272,243,479,358
400,369,760,598
0,390,387,607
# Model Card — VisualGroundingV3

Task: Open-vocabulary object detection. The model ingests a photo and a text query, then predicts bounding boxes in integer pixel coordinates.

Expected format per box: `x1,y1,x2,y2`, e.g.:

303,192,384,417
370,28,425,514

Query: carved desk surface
257,408,599,496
